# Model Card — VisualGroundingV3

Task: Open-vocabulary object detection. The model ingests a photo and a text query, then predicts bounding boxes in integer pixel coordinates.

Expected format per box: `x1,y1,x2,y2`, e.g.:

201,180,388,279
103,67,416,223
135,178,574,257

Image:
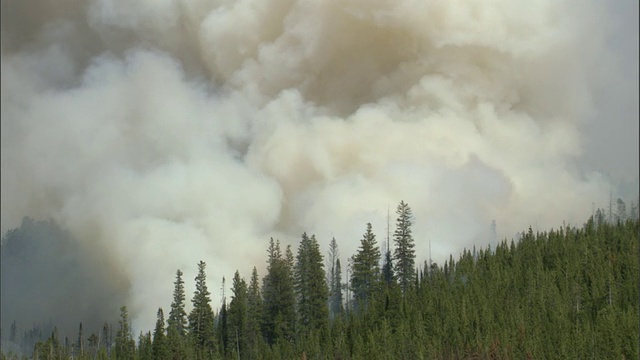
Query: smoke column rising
1,0,634,334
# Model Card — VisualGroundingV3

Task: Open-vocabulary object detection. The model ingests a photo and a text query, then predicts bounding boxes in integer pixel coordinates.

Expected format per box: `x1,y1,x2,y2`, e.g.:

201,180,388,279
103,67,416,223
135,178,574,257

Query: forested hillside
2,202,638,359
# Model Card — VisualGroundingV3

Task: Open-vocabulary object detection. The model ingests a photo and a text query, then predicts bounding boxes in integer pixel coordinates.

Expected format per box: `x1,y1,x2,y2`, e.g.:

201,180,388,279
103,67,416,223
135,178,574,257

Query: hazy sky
580,0,638,185
1,0,638,335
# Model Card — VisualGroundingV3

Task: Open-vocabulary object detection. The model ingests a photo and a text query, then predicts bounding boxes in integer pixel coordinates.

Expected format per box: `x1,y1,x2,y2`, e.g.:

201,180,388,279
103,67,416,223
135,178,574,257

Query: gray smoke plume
1,0,637,335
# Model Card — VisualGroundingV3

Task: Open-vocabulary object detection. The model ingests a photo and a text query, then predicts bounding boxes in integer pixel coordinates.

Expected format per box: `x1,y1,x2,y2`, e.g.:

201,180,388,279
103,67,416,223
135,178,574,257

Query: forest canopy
1,200,638,359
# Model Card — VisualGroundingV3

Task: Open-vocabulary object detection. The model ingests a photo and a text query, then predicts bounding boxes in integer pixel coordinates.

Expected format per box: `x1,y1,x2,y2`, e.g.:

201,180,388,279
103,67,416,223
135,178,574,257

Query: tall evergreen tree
188,261,216,358
167,269,188,359
382,249,395,286
327,237,343,318
87,333,99,358
152,308,170,360
262,238,296,345
246,266,263,355
168,269,188,337
138,331,153,360
218,296,229,356
393,201,416,294
332,258,344,317
76,322,84,358
33,327,64,360
295,233,329,334
228,270,248,358
102,322,113,357
351,223,381,310
114,306,136,360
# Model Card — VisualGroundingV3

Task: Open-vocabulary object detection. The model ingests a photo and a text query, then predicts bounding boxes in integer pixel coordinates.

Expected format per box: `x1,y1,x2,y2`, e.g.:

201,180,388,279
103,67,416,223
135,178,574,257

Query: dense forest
1,200,638,359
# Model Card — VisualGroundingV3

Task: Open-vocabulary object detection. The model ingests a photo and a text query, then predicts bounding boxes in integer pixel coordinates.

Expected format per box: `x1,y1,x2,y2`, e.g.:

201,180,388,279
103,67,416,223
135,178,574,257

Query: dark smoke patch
1,217,128,339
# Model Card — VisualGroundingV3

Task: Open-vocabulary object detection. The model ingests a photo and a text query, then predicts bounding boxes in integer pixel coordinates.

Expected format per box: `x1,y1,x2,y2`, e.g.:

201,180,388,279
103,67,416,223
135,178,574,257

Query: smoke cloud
1,0,636,335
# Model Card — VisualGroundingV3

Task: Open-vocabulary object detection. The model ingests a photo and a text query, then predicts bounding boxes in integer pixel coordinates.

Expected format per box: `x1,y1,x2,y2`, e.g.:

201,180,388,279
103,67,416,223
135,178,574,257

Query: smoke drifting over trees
1,0,637,334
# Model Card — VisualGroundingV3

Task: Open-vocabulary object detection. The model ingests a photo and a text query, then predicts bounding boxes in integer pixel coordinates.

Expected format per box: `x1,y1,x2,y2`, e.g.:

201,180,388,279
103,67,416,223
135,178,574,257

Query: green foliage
152,308,170,360
393,200,416,294
294,233,329,335
32,327,67,360
188,261,216,358
327,238,344,319
382,248,395,287
167,269,189,359
246,266,263,357
332,258,344,318
351,223,381,311
114,306,135,360
261,239,296,345
6,208,638,360
227,271,248,359
218,297,229,357
138,331,152,360
168,269,188,337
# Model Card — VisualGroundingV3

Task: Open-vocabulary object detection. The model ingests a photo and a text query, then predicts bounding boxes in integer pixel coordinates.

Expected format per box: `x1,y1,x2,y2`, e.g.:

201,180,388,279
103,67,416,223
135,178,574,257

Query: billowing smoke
1,0,636,336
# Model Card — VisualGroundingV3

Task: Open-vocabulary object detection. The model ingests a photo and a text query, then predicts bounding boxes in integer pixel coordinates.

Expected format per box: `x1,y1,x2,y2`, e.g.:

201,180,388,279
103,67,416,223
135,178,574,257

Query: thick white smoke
1,0,634,333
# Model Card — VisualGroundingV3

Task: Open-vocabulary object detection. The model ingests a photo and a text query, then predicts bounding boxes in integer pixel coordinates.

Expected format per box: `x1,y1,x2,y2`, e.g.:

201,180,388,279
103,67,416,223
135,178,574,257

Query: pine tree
76,322,84,358
332,258,344,317
168,269,188,336
86,333,98,358
327,238,344,319
351,223,381,311
382,249,395,286
138,332,152,360
393,201,416,294
246,266,263,355
262,238,296,345
167,269,188,359
295,233,329,334
152,308,170,360
284,245,297,338
115,306,136,360
188,261,216,358
102,322,113,357
219,296,229,356
228,270,248,359
33,327,64,360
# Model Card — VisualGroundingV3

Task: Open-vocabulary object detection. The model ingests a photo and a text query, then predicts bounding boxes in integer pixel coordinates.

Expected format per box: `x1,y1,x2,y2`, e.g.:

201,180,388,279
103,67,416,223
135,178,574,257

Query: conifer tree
115,306,136,360
332,258,344,317
168,269,188,337
33,327,64,360
102,322,113,357
327,237,344,318
393,201,416,294
87,333,99,358
228,270,248,358
152,308,170,360
76,322,84,358
351,223,381,310
247,266,263,354
219,297,229,356
382,249,395,286
188,261,216,358
138,332,152,360
167,269,188,359
295,233,329,334
262,238,296,345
